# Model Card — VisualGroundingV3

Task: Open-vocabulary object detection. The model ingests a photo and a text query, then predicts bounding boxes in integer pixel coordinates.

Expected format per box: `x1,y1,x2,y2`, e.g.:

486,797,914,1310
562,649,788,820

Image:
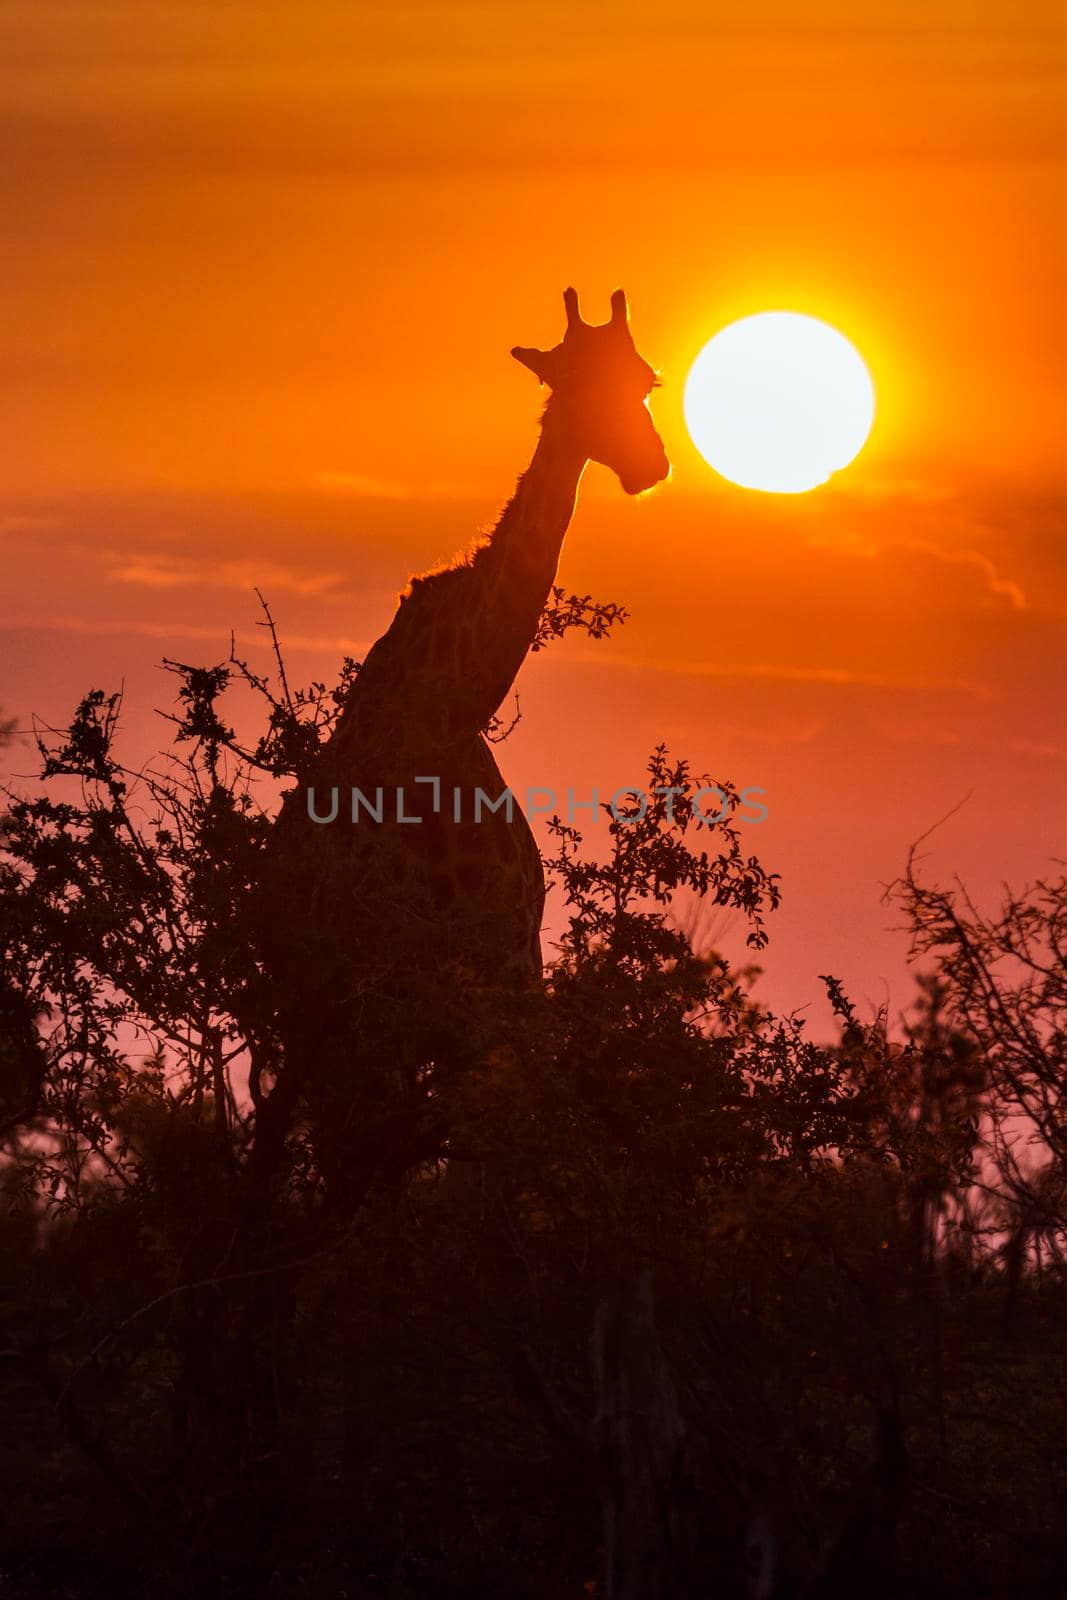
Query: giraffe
256,288,669,1199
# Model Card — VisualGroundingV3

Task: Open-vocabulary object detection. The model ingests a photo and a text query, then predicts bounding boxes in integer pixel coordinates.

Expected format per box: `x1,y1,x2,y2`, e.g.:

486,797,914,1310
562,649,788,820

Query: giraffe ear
511,345,552,384
610,288,629,328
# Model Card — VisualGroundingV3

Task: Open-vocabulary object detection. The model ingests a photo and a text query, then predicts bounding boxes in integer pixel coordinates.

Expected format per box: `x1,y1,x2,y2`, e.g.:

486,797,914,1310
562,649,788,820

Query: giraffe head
512,288,670,495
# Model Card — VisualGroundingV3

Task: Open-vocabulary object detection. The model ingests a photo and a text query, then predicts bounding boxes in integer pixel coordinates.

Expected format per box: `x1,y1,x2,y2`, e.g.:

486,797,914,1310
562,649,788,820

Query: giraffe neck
332,407,589,749
480,406,587,599
438,407,585,728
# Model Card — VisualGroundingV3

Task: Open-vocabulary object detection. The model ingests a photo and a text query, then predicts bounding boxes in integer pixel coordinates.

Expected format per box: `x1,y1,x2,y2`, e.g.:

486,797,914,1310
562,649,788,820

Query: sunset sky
2,0,1064,1021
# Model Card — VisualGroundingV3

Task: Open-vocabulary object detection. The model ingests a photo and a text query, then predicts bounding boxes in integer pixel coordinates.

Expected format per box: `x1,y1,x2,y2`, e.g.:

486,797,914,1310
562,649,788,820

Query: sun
683,312,875,493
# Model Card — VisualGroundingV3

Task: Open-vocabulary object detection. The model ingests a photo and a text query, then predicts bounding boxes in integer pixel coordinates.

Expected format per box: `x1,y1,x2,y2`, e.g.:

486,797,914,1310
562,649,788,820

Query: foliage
891,854,1067,1234
0,637,1065,1599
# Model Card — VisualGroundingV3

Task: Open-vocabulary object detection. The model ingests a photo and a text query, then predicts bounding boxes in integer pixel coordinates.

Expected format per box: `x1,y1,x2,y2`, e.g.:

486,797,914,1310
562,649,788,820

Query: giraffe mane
402,534,491,600
401,480,528,600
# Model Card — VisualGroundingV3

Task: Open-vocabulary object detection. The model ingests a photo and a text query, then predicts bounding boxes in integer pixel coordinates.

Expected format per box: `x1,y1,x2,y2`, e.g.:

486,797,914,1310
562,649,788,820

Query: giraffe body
257,290,668,1196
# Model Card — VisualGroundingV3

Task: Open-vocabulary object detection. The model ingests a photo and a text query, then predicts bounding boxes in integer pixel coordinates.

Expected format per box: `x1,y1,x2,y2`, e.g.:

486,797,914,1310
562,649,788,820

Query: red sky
2,1,1064,1024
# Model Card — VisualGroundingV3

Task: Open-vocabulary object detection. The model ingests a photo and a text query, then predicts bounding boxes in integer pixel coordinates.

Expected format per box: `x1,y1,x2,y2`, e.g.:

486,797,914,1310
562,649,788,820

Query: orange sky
2,1,1065,1020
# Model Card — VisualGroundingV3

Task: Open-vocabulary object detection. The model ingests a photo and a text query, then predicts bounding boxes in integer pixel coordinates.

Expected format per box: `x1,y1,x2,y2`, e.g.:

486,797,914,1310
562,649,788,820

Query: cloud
603,652,993,699
110,554,343,598
314,470,414,499
837,476,955,507
0,613,366,656
806,524,1028,610
314,470,483,499
0,513,65,533
891,538,1027,610
872,715,1067,765
703,717,827,748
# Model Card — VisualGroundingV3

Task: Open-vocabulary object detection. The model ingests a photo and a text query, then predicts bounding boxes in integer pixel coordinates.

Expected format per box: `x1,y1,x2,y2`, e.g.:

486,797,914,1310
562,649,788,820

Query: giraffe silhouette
256,288,669,1200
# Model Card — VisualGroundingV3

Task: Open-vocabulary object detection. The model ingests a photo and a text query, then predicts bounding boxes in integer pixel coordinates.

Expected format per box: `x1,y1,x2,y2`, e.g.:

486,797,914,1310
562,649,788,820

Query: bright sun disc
684,312,875,493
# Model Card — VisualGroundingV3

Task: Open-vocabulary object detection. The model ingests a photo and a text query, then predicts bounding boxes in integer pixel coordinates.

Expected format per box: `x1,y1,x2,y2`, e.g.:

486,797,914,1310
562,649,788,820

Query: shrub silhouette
1,643,1065,1599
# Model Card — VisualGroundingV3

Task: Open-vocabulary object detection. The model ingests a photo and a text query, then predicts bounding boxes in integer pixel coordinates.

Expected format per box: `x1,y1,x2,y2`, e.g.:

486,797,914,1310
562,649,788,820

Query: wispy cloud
110,554,343,598
0,613,366,656
812,480,1030,604
0,513,65,533
314,470,483,499
872,716,1067,765
315,470,414,499
702,717,828,748
603,652,993,699
806,526,1028,610
837,476,955,507
896,539,1027,610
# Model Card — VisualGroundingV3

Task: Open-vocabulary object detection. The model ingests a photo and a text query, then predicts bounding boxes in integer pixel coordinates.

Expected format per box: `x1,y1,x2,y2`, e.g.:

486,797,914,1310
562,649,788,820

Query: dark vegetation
1,599,1065,1599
